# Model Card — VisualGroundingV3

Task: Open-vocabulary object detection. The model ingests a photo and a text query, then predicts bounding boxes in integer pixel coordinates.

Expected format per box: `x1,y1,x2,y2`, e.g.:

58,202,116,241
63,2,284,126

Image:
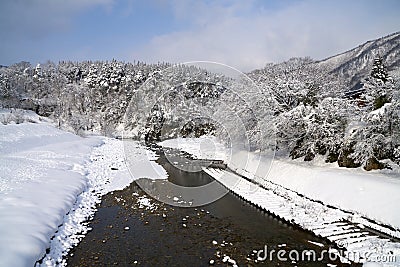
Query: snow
266,160,400,230
0,122,101,267
0,113,167,267
137,196,157,210
124,140,168,180
159,137,400,266
203,167,400,265
159,136,230,161
159,137,400,231
40,137,166,266
368,103,392,121
41,137,166,266
0,108,52,125
222,255,237,266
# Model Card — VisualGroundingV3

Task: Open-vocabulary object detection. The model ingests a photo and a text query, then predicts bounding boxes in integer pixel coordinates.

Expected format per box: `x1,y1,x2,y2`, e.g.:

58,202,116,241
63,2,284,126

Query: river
67,145,356,266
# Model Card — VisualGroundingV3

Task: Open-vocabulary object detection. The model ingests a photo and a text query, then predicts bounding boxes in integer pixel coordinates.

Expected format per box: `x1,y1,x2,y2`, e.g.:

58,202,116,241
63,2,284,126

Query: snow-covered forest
1,34,399,171
248,56,400,171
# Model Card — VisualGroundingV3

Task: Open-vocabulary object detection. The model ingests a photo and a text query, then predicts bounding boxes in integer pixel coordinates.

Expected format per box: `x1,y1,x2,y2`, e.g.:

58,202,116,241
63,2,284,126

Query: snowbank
0,122,101,267
40,138,167,266
159,136,229,161
258,159,400,230
0,116,167,267
160,137,400,265
0,108,52,125
159,137,400,231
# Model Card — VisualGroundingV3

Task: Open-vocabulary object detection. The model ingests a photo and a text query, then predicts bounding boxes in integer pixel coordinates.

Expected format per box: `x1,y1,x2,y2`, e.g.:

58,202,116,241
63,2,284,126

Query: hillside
318,32,400,93
0,32,399,172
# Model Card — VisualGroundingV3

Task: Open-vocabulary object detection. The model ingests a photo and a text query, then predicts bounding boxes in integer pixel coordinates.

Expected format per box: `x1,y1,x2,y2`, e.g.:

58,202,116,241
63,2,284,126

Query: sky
0,0,399,71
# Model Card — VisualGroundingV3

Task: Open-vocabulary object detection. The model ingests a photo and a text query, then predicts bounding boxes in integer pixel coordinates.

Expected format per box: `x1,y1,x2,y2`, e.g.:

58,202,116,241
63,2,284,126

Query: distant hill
317,32,400,93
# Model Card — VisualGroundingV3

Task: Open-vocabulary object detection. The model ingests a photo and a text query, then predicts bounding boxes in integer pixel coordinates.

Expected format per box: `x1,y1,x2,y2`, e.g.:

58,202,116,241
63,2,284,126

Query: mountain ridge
317,31,400,91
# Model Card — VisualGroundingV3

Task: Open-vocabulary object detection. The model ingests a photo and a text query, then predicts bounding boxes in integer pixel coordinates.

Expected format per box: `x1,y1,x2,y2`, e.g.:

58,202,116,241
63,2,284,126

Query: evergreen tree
371,57,389,83
362,56,393,110
348,57,398,170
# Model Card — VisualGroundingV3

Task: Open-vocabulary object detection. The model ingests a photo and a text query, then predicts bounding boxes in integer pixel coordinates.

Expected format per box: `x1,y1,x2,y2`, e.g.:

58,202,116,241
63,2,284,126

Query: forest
0,54,399,171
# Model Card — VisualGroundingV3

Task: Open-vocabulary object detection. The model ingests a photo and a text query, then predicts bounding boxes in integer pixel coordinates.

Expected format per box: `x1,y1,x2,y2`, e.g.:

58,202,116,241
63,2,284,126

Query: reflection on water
150,146,329,247
69,143,353,267
136,146,229,207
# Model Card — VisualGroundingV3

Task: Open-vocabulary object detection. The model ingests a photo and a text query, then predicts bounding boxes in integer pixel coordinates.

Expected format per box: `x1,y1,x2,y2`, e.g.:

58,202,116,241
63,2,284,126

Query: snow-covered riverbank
39,138,167,266
1,110,398,266
160,136,400,231
159,136,400,266
0,111,167,267
0,120,100,266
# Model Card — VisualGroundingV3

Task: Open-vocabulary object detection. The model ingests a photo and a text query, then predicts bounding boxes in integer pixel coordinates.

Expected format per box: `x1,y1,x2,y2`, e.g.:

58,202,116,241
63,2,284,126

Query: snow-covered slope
0,122,101,267
160,137,400,231
318,32,400,91
160,137,400,265
0,111,168,267
39,138,167,266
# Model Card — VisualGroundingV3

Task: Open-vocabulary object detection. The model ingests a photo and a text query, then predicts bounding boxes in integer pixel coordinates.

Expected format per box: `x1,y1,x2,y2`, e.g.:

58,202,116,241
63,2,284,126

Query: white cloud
134,0,400,71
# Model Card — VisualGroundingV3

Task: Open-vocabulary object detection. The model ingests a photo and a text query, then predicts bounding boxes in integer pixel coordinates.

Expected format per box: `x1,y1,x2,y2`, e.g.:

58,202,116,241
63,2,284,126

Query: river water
67,146,356,266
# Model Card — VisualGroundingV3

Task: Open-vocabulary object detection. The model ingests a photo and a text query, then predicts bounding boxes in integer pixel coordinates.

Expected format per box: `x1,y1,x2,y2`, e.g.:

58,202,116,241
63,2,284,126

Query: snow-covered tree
0,56,397,170
346,58,399,170
361,56,394,110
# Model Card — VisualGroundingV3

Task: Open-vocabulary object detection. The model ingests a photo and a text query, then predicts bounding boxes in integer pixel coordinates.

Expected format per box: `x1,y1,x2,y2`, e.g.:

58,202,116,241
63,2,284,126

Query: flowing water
67,146,356,266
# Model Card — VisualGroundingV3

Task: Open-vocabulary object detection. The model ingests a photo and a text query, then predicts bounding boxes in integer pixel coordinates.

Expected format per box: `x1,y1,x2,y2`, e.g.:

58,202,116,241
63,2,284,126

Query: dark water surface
67,146,356,266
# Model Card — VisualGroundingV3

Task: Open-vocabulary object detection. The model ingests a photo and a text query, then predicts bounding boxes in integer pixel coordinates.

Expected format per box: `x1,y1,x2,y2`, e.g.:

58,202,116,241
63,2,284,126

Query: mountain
1,32,399,170
317,31,400,94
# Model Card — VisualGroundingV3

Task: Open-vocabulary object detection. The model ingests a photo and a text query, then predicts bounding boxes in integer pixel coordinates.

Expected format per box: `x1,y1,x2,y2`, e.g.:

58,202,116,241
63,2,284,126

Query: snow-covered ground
40,138,167,266
0,110,167,267
159,136,400,266
160,136,400,231
159,137,229,161
1,108,398,266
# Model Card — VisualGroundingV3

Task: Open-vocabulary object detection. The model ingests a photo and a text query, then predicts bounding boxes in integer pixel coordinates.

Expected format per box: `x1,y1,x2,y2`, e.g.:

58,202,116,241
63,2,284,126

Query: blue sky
0,0,399,71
